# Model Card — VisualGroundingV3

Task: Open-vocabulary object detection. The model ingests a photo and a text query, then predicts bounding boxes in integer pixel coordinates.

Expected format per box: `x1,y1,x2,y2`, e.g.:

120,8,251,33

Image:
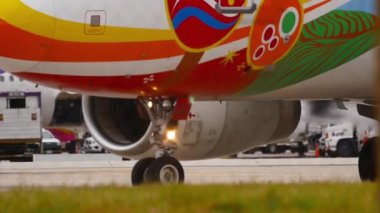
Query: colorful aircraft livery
167,0,245,51
247,0,303,69
0,0,377,99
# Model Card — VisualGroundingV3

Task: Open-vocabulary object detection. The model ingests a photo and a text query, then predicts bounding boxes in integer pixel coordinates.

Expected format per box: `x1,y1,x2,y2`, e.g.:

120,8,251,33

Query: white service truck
0,91,42,161
319,123,359,157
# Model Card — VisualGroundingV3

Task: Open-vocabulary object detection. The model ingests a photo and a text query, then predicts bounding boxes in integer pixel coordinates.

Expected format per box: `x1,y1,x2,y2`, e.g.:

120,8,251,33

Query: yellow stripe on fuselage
0,1,316,43
0,0,175,42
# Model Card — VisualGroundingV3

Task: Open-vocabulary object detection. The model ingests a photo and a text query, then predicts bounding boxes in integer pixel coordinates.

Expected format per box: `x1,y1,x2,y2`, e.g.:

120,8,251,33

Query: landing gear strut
358,137,378,181
131,97,184,185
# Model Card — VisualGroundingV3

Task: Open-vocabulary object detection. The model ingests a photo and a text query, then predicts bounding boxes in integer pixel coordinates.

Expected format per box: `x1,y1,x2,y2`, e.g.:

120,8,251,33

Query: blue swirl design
172,7,237,30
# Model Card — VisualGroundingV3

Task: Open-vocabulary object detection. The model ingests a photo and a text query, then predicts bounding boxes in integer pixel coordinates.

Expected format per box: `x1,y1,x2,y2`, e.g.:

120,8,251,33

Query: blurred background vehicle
81,137,105,154
0,91,42,161
41,128,61,154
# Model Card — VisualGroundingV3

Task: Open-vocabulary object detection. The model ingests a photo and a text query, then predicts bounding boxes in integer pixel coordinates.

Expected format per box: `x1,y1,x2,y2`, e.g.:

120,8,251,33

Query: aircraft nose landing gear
131,97,185,185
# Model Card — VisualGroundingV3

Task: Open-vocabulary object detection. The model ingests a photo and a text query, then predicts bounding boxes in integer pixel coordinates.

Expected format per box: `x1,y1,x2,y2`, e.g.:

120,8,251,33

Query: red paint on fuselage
16,49,259,98
161,49,259,97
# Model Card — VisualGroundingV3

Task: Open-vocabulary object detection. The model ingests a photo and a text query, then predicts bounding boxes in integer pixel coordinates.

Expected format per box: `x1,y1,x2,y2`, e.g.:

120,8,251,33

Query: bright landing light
166,130,176,141
147,101,153,108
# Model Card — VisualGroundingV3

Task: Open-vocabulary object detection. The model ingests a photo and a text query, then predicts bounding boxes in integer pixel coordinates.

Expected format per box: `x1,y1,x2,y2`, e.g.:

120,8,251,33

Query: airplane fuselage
0,0,377,100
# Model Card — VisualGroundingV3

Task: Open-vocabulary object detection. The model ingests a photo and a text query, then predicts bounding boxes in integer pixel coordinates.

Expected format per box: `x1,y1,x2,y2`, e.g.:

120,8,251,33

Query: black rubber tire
11,156,33,162
327,150,338,157
319,149,326,157
261,148,269,154
145,156,184,184
337,140,355,157
268,144,277,154
24,156,33,162
358,138,377,182
131,158,155,186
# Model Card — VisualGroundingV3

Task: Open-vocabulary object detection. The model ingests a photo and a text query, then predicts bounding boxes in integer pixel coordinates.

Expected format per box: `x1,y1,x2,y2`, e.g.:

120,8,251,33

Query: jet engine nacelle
82,96,301,160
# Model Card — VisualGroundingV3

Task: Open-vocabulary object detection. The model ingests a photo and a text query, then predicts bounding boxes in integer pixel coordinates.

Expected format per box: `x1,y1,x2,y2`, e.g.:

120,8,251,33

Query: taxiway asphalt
0,153,359,188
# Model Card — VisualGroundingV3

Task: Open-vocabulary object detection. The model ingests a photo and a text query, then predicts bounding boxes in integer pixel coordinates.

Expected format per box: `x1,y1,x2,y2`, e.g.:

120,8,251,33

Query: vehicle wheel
261,148,269,154
278,147,287,153
327,150,338,157
319,149,326,157
145,156,184,184
131,158,155,186
25,156,33,162
14,156,33,162
358,138,377,181
268,144,277,154
337,140,355,157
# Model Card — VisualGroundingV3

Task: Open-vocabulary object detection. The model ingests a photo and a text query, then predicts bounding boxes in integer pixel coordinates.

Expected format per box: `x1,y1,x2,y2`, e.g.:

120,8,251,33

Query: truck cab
319,123,359,157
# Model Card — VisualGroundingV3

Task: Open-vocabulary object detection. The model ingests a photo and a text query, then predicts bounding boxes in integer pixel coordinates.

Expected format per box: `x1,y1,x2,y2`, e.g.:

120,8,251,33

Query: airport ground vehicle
242,123,318,156
41,128,61,154
319,124,359,157
243,143,295,154
258,143,289,154
81,137,105,153
240,141,308,157
0,92,42,161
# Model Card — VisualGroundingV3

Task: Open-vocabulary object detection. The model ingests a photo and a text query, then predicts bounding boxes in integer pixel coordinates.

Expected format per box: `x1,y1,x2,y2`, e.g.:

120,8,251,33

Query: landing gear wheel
146,156,184,184
268,144,277,154
131,158,155,186
358,138,377,182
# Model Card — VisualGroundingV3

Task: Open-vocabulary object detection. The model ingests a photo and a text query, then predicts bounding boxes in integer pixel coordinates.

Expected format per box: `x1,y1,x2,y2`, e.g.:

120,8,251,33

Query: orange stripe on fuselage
0,19,250,62
305,0,332,13
0,19,184,62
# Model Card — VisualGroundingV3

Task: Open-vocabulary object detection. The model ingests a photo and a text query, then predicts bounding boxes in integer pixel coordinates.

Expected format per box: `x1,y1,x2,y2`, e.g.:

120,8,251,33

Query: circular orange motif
247,0,303,69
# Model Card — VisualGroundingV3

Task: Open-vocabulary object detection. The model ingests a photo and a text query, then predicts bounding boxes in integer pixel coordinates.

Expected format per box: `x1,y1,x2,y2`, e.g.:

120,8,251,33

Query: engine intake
82,96,153,156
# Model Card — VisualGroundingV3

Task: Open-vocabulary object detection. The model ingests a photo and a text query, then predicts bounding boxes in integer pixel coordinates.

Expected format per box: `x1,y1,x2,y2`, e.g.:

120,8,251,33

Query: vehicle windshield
42,130,55,139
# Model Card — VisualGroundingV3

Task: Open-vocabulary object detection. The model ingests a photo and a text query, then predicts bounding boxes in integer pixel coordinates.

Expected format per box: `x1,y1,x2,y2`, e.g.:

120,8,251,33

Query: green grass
0,183,378,213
